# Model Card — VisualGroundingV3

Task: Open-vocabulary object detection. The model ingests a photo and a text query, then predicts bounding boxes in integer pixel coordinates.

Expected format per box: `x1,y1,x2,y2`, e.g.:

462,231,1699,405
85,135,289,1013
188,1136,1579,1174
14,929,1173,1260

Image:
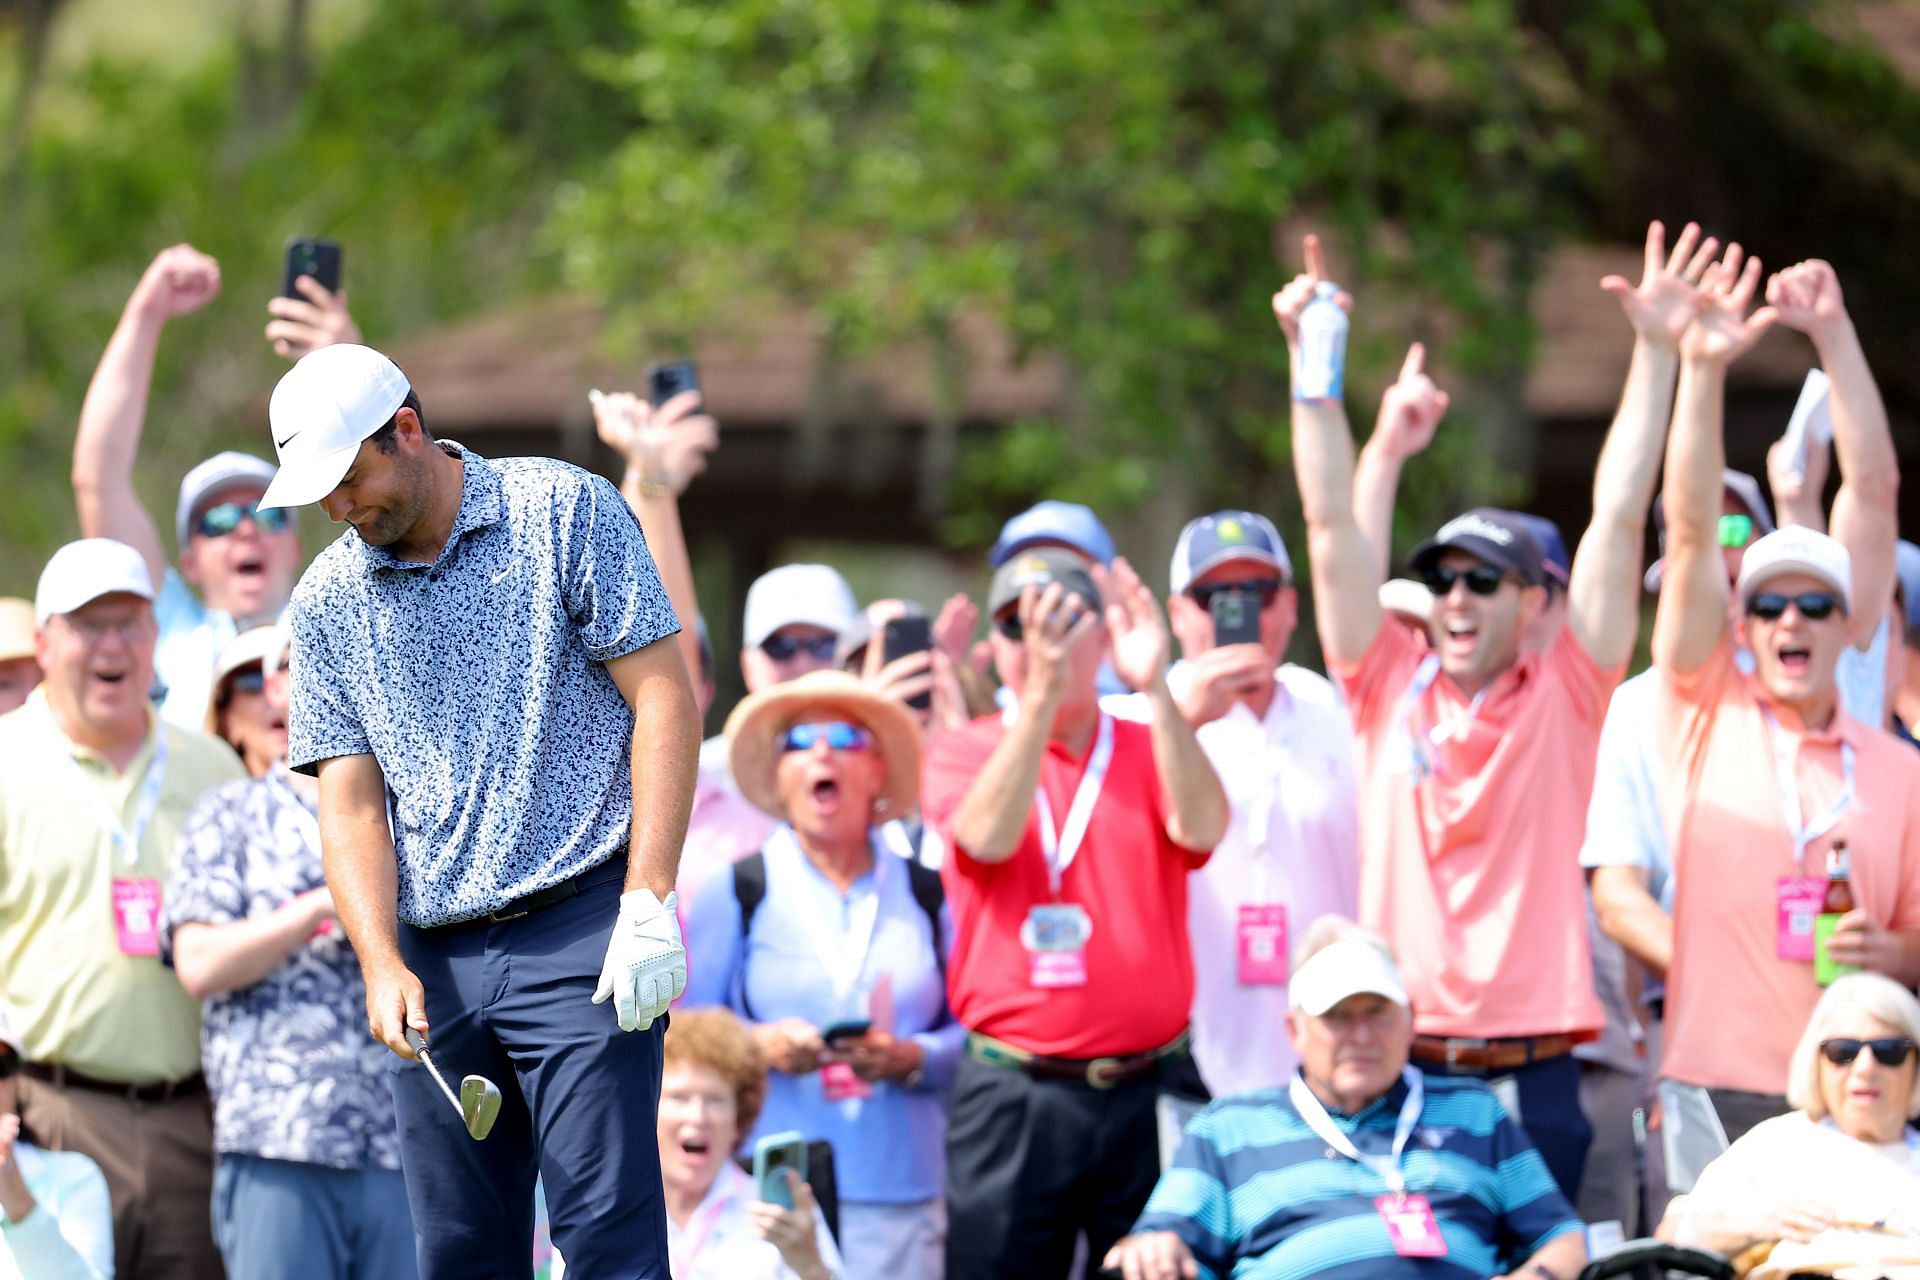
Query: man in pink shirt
1653,248,1920,1148
1278,225,1702,1200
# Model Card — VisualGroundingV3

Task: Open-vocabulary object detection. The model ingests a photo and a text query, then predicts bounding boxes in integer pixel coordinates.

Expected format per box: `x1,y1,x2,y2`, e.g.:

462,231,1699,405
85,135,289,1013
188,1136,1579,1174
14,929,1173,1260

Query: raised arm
316,752,426,1058
1653,248,1778,676
592,389,719,687
72,245,222,586
1766,260,1898,650
1568,221,1720,668
1353,343,1451,579
1276,234,1380,665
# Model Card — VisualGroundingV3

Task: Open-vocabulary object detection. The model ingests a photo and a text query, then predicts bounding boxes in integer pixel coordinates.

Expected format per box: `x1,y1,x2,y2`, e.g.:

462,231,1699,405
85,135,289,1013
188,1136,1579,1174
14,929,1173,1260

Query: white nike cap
741,564,859,648
34,538,156,627
1289,937,1410,1016
260,344,412,511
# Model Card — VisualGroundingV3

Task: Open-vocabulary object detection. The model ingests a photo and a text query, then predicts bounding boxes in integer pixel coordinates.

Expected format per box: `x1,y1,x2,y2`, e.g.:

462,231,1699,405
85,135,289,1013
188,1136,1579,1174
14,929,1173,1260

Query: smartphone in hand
880,615,934,711
281,237,343,299
819,1018,873,1047
1209,588,1262,647
646,359,700,408
752,1131,809,1210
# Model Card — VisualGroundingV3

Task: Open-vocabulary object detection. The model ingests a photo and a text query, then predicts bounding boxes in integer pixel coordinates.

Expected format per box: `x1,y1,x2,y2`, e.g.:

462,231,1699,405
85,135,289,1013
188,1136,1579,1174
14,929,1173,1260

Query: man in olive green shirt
0,538,244,1280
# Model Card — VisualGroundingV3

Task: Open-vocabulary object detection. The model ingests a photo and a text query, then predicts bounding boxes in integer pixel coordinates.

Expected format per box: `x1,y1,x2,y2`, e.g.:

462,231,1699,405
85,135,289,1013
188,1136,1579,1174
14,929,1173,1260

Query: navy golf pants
392,861,668,1279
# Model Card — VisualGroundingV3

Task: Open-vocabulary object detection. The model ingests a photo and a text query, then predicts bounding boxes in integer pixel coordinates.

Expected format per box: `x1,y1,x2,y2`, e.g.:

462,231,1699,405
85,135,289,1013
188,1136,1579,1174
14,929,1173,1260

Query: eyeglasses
1420,565,1506,597
194,502,291,539
761,632,837,662
1718,513,1756,550
1747,592,1840,622
57,613,151,645
1819,1037,1916,1067
1189,578,1284,609
780,721,873,753
226,667,266,696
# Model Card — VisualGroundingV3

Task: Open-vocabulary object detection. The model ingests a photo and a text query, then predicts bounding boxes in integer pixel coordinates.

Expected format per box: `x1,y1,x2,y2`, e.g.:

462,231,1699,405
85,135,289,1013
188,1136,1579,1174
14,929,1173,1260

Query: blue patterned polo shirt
285,442,678,925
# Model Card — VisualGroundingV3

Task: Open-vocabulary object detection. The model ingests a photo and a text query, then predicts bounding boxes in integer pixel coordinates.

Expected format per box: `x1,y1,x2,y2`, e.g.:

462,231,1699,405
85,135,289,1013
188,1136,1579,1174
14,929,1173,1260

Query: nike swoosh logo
275,427,304,448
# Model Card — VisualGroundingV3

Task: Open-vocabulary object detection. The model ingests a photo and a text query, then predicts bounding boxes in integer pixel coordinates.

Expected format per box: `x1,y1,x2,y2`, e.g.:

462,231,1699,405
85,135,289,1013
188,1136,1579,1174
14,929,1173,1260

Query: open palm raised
1094,557,1171,693
1680,245,1776,367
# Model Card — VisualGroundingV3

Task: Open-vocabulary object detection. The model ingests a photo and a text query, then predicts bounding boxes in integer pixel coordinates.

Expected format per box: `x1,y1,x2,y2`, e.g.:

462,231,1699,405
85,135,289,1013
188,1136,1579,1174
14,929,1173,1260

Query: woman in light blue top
684,671,961,1280
0,1012,113,1280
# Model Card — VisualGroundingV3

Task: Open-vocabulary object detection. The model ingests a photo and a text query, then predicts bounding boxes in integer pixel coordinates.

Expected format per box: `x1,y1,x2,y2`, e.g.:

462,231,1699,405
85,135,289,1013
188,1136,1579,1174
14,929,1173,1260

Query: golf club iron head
459,1074,502,1141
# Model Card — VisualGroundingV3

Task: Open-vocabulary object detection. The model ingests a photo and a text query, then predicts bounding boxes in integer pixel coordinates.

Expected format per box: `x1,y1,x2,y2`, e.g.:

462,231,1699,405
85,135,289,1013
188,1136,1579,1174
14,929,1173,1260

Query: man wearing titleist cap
72,246,309,727
1648,249,1920,1160
921,547,1228,1280
1278,225,1692,1200
0,538,245,1279
1107,510,1360,1097
264,344,700,1276
0,598,40,715
1104,919,1585,1280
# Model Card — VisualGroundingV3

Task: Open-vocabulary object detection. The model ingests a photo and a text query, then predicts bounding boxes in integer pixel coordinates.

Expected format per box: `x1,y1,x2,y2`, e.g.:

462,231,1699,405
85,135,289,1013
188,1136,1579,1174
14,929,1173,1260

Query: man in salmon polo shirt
1652,249,1920,1154
921,547,1228,1280
1277,226,1698,1202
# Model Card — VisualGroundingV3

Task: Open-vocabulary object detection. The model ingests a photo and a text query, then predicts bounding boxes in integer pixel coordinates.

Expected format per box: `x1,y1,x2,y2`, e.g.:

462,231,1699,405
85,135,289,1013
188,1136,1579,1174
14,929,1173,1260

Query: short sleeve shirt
921,712,1208,1058
159,769,400,1171
285,443,679,926
1332,620,1618,1039
1657,638,1920,1093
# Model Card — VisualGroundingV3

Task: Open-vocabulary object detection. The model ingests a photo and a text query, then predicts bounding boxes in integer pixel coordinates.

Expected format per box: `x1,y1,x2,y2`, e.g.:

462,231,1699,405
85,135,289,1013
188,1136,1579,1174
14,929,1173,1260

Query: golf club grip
404,1027,429,1057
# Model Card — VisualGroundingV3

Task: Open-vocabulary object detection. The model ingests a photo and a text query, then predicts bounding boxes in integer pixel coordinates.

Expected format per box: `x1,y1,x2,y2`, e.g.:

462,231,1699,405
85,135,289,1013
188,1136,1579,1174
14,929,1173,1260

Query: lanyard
1034,714,1114,895
671,1183,732,1277
1761,708,1855,871
1289,1067,1426,1196
1393,656,1489,782
776,826,887,1012
69,729,169,869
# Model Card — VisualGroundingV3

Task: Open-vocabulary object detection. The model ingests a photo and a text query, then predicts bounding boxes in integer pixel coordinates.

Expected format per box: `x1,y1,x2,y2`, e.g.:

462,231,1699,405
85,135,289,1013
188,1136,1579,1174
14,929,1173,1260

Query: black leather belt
21,1061,204,1103
430,861,619,929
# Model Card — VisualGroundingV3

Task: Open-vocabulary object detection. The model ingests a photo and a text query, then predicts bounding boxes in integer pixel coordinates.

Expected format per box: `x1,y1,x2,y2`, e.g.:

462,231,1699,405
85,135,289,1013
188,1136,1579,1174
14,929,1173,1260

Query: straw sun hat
725,671,922,821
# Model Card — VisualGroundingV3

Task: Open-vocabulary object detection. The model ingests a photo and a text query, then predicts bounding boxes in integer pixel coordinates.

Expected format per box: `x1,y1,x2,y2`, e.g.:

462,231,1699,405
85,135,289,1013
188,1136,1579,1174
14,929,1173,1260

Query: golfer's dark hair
664,1007,768,1146
367,389,428,455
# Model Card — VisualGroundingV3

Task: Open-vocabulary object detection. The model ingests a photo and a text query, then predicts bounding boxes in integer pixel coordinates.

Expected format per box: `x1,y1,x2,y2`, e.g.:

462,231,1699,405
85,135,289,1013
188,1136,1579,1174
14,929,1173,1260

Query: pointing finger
1303,233,1326,282
1399,341,1426,382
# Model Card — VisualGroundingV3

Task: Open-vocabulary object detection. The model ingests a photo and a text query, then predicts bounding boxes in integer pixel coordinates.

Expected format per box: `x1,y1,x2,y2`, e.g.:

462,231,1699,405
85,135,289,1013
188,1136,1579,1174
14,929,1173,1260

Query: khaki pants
19,1075,224,1280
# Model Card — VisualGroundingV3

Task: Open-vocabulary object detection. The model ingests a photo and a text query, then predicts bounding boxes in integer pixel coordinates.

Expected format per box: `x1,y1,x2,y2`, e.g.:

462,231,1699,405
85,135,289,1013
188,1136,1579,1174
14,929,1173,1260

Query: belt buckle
1085,1056,1127,1089
487,905,530,924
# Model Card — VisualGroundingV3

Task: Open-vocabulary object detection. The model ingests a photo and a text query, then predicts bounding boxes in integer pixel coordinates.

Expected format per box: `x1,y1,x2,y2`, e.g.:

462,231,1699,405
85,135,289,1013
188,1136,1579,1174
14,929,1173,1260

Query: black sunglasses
1820,1037,1916,1067
761,632,837,662
1189,578,1284,609
1420,565,1506,597
1747,592,1841,623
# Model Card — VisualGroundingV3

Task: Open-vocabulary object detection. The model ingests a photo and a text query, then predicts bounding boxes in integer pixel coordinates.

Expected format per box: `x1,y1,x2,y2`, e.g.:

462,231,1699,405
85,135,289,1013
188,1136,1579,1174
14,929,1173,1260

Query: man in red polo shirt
922,546,1228,1280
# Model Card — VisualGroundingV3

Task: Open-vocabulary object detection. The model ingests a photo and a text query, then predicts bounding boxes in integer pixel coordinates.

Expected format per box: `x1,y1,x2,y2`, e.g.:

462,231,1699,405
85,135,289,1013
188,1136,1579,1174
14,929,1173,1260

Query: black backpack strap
903,857,949,1005
731,852,769,1022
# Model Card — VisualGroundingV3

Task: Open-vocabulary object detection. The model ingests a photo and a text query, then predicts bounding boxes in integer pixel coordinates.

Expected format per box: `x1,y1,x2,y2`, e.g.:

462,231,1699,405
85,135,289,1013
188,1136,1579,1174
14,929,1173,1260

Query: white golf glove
591,889,686,1032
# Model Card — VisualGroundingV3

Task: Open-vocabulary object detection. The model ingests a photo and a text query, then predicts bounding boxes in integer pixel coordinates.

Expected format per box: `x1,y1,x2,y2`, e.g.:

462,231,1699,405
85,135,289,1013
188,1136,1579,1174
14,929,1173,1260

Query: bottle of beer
1813,840,1859,986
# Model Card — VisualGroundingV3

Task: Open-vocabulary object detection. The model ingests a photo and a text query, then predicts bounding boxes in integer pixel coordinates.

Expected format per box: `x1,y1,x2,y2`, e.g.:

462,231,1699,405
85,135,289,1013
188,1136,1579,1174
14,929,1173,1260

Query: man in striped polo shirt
1104,921,1586,1280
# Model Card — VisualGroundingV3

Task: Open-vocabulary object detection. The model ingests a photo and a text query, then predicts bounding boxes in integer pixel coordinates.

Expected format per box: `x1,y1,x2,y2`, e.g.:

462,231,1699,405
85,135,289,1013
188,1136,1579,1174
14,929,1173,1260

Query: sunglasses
226,667,267,696
1189,578,1284,609
1747,592,1840,622
780,721,873,753
1718,513,1756,550
195,501,291,539
1420,565,1506,597
761,632,837,662
1819,1037,1916,1068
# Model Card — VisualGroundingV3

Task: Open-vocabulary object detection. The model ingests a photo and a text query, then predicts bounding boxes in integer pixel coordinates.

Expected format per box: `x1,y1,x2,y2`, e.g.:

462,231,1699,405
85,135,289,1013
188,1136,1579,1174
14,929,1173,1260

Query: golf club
404,1028,502,1141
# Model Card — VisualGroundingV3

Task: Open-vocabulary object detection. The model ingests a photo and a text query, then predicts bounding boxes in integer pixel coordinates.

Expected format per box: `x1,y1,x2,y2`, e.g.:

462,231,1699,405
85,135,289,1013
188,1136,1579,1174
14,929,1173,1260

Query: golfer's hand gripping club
592,888,686,1031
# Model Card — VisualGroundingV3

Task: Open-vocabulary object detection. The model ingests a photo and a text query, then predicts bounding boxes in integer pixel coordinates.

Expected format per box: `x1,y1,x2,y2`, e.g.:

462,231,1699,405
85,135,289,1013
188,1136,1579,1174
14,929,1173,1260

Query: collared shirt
921,712,1210,1058
158,766,400,1171
1333,620,1616,1039
286,443,678,926
152,568,241,730
681,825,962,1205
0,1142,114,1280
0,689,244,1082
1107,662,1359,1096
1658,638,1920,1094
1134,1072,1581,1280
662,1163,843,1280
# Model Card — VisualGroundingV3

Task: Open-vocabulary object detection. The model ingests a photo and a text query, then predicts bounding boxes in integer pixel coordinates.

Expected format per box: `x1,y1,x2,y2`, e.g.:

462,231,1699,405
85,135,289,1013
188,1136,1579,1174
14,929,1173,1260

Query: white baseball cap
260,344,412,511
1290,937,1410,1016
741,565,859,649
175,451,278,547
1735,526,1853,616
34,538,156,627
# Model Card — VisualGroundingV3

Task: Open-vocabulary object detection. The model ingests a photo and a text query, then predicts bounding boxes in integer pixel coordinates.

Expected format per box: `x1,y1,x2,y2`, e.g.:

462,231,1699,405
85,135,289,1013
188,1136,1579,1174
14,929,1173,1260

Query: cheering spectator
0,599,39,715
683,670,959,1279
1279,224,1686,1199
0,1009,113,1280
0,538,246,1280
1649,251,1920,1152
1103,920,1586,1280
159,623,414,1280
71,246,306,727
200,626,286,779
922,548,1228,1280
1106,510,1359,1097
1657,974,1920,1277
655,1008,842,1280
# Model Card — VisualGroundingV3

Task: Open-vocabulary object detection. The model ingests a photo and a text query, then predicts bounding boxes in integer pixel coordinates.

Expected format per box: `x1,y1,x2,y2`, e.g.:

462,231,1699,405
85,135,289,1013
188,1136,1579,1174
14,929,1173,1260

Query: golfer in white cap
264,344,699,1277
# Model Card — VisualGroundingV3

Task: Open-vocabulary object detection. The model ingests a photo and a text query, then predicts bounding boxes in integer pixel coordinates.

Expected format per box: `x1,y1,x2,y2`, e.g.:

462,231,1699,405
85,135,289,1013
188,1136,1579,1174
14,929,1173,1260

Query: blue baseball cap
988,501,1115,569
1507,512,1570,589
1170,511,1292,593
